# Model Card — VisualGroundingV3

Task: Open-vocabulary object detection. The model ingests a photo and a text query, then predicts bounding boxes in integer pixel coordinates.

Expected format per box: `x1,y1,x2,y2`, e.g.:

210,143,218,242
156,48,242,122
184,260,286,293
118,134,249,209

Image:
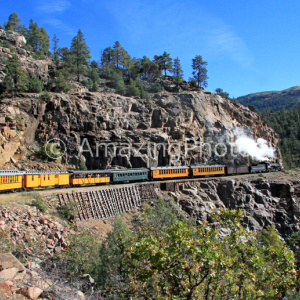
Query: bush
79,158,87,170
41,92,51,102
29,193,48,213
28,76,43,93
81,79,91,87
91,81,99,92
62,227,100,275
37,142,62,161
149,82,163,93
53,71,71,92
111,71,126,95
125,79,140,97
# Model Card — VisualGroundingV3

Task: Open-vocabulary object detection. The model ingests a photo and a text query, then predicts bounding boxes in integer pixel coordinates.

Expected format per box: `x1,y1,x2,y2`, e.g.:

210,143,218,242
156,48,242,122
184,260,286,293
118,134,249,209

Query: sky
1,0,300,98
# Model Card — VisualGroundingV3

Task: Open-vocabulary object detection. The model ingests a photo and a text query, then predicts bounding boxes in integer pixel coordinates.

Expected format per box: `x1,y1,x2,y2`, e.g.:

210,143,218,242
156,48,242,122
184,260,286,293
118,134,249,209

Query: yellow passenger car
70,170,110,186
0,171,24,191
191,165,225,177
24,171,70,188
150,166,189,179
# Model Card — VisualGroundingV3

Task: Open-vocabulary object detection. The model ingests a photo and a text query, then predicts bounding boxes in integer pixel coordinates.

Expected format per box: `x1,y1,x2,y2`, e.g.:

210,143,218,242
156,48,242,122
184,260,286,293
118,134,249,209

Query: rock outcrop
0,90,279,169
172,177,300,237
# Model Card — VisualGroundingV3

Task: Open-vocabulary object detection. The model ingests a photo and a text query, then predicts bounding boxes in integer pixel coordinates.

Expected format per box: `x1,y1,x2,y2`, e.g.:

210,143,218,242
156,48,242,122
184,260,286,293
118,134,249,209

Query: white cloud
204,22,254,68
36,0,71,14
43,18,76,35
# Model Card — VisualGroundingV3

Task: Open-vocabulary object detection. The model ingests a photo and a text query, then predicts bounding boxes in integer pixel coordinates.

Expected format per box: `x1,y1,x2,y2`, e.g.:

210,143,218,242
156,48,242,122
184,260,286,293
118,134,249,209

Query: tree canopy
191,55,208,88
70,29,91,82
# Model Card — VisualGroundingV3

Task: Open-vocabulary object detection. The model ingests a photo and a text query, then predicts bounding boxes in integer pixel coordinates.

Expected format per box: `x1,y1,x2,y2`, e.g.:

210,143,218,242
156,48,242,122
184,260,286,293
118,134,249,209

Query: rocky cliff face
0,89,279,169
168,174,300,237
0,30,279,170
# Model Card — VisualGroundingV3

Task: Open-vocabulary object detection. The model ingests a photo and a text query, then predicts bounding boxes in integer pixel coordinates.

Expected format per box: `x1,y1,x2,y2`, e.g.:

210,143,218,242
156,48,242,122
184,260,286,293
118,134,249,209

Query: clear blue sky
1,0,299,98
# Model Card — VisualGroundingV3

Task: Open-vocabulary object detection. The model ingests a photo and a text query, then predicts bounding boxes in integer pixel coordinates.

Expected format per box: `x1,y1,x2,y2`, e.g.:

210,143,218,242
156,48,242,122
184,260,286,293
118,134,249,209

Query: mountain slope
237,86,300,111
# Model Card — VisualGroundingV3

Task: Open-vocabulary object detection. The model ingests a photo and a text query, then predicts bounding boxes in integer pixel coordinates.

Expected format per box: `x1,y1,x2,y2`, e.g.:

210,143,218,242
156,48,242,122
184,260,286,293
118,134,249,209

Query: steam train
0,162,282,192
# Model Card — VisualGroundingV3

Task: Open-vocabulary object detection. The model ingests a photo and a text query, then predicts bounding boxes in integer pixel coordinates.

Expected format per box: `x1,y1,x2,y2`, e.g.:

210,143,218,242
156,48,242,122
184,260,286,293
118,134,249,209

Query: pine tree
57,47,72,78
154,52,173,76
28,76,43,93
27,19,49,57
3,54,28,96
70,29,91,82
191,55,208,88
140,56,159,79
52,34,60,67
112,41,130,70
100,47,114,77
172,57,183,88
4,13,21,31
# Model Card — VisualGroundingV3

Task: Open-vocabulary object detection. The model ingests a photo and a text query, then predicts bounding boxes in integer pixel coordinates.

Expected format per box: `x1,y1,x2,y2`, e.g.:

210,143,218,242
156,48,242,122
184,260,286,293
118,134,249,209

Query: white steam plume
234,128,276,161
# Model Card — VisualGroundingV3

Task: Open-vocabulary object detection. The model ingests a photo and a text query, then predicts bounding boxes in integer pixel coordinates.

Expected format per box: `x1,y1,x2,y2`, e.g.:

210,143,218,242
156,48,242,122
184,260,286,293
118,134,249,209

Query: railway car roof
71,168,149,174
25,171,69,175
150,166,189,170
70,170,113,174
190,164,225,168
0,170,25,175
111,168,149,173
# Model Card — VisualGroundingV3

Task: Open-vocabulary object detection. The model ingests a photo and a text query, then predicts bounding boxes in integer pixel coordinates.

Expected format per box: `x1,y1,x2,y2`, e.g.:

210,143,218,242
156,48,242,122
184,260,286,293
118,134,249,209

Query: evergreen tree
3,54,28,96
154,52,173,76
28,76,43,93
172,57,183,88
101,46,114,76
53,71,71,92
27,19,49,57
215,88,230,99
91,81,99,92
52,34,60,67
70,29,91,82
139,56,159,79
88,68,100,84
90,60,99,69
4,13,21,31
125,79,140,97
112,41,130,71
111,70,125,95
57,47,72,78
191,55,208,88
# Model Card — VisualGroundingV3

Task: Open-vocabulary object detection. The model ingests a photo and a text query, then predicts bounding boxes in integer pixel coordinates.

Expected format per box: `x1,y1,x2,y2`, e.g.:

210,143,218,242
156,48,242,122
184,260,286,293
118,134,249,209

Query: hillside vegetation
237,86,300,111
261,104,300,168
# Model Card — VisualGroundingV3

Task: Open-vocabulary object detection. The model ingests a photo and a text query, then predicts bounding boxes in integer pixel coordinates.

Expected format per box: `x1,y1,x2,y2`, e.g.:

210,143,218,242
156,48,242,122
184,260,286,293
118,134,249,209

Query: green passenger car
111,168,149,182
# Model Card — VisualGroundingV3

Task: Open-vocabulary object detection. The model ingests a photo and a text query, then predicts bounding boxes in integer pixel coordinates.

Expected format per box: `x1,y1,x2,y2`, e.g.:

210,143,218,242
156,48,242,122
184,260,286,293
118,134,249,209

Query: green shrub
81,79,91,87
149,82,163,93
91,81,99,92
53,71,71,92
79,158,88,170
37,142,62,161
29,193,48,213
28,76,43,93
62,227,100,275
41,92,51,102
